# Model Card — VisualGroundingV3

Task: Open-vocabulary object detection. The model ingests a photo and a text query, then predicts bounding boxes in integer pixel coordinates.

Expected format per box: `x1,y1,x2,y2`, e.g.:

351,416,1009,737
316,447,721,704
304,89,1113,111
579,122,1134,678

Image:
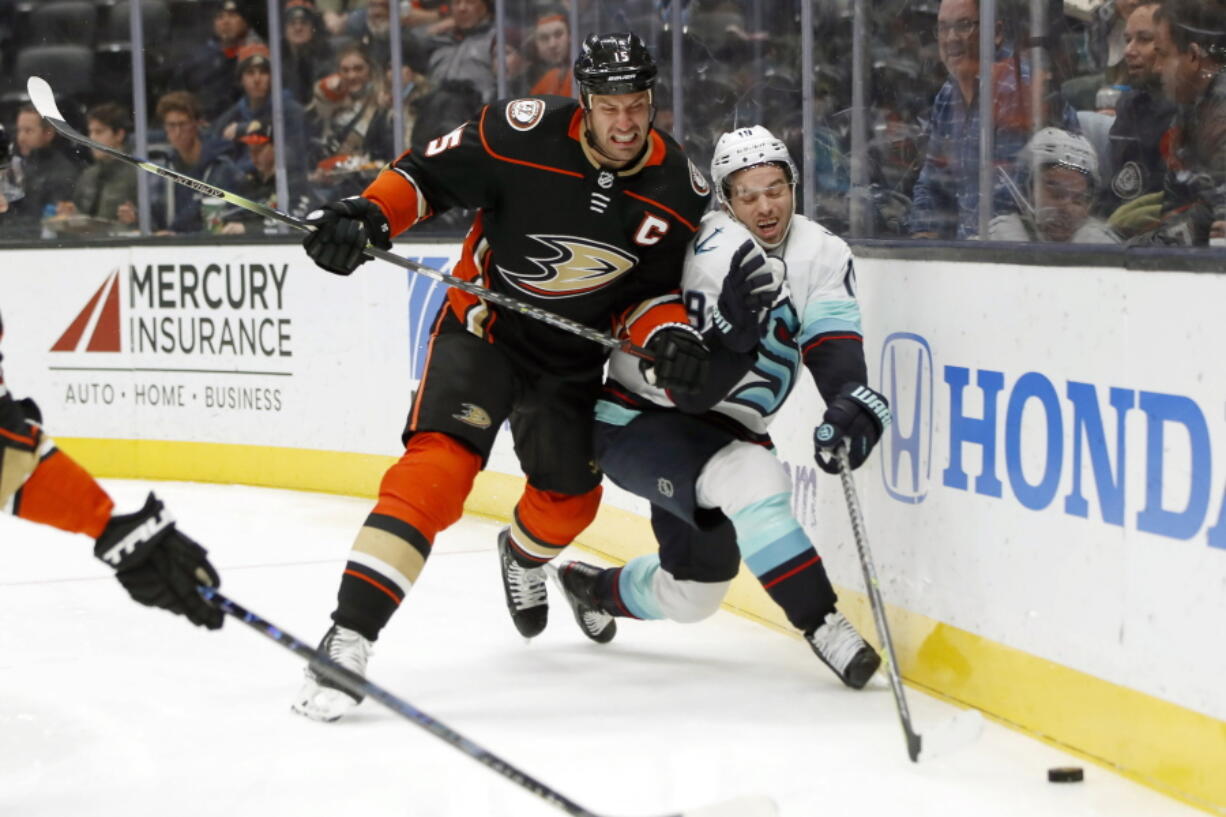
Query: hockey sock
333,432,481,641
505,484,603,567
12,447,114,538
731,493,837,633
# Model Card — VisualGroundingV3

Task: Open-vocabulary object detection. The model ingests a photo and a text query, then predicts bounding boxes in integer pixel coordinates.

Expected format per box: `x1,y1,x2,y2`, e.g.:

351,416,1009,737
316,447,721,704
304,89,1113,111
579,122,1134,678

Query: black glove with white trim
640,325,709,395
711,239,785,353
814,383,891,473
302,196,392,276
94,493,223,630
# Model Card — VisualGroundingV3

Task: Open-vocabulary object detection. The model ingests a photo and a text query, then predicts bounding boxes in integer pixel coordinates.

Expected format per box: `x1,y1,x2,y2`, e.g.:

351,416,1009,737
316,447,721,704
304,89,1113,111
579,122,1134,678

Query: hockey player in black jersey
294,32,714,721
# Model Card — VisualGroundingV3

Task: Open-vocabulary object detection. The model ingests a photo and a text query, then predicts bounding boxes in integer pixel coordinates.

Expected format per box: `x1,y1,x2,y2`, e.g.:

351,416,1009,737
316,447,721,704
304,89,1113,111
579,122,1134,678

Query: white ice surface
0,480,1199,817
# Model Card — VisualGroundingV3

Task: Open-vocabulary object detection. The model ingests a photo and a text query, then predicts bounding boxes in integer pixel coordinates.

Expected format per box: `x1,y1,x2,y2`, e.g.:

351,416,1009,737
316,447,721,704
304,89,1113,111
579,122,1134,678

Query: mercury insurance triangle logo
50,269,122,353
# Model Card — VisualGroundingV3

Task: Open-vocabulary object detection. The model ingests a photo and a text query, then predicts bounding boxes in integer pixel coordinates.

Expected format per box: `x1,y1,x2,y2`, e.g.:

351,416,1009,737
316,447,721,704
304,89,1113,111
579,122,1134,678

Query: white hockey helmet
1022,127,1100,187
710,125,799,208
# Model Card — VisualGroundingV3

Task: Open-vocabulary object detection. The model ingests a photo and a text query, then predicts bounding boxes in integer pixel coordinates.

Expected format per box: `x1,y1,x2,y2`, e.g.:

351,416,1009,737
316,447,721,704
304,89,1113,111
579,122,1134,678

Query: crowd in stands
0,0,1222,248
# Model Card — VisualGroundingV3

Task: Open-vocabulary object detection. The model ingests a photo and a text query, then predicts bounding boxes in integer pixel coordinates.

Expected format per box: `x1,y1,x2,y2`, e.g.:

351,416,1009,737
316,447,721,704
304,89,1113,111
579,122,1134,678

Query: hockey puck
1047,766,1084,783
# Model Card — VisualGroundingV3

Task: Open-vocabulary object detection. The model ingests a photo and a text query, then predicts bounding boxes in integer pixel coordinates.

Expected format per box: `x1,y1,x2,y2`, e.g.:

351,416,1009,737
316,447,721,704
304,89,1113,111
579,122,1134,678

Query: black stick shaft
26,77,651,362
834,445,923,762
199,587,607,817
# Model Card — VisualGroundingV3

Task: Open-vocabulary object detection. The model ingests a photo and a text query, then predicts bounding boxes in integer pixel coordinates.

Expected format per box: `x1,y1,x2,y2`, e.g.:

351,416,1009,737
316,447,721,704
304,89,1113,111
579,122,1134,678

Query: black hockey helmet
574,32,658,107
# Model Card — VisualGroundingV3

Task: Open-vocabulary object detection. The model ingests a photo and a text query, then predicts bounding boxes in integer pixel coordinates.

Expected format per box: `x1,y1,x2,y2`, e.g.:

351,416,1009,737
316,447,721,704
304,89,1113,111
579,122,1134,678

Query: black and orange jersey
363,95,712,378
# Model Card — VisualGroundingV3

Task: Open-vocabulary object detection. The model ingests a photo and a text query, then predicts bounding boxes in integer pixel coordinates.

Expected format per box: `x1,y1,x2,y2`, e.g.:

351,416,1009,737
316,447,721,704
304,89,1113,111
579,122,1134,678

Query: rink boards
0,242,1223,814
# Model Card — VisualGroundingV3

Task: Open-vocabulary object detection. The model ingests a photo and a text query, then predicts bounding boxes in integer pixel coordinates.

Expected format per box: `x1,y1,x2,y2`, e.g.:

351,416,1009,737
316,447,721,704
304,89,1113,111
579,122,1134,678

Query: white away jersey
608,210,862,435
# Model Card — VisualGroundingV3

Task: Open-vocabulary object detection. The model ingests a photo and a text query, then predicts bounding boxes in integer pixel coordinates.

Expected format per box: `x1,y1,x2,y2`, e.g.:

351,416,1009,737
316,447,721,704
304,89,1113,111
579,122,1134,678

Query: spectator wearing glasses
991,127,1119,243
151,92,242,234
909,0,1080,239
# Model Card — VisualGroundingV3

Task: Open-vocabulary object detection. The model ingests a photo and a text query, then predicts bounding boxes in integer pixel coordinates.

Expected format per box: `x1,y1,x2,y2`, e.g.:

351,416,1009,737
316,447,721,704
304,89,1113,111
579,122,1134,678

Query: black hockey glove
710,239,785,353
302,196,392,276
640,325,709,395
94,493,223,630
814,383,891,474
0,394,42,506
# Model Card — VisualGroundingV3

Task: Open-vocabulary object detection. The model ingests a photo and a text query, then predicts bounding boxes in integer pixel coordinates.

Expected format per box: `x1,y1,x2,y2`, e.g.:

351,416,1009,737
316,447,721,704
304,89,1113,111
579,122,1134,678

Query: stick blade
917,708,984,762
26,76,64,122
677,794,778,817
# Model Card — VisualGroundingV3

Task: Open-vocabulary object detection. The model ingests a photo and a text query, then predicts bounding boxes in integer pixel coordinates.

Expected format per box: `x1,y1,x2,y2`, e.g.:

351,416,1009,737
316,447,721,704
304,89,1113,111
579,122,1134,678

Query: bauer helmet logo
498,235,638,298
506,98,545,131
657,477,674,498
452,402,492,429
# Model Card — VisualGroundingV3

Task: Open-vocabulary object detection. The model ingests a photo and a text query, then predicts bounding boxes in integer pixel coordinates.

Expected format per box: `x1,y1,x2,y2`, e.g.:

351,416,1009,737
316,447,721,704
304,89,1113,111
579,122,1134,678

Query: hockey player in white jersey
552,126,890,688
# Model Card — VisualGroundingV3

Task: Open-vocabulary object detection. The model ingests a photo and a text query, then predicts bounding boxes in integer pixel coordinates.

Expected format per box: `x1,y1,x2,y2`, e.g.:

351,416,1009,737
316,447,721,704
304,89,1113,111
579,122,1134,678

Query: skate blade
916,708,985,762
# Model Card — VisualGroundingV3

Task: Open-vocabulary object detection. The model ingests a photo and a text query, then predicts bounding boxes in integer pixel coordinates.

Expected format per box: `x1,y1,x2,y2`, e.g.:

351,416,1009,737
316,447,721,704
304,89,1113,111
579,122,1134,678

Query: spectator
909,0,1080,239
407,0,498,103
344,0,395,69
315,0,367,35
222,120,316,234
0,124,27,238
5,106,81,238
212,44,312,173
151,92,242,234
283,0,335,106
56,104,139,234
1140,0,1226,245
1097,0,1143,85
527,7,574,97
1100,1,1177,235
171,0,265,122
991,127,1118,243
309,45,394,193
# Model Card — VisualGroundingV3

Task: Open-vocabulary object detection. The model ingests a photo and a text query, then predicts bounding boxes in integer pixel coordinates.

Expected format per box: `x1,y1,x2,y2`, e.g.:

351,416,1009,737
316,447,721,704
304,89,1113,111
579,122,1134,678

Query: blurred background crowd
0,0,1223,247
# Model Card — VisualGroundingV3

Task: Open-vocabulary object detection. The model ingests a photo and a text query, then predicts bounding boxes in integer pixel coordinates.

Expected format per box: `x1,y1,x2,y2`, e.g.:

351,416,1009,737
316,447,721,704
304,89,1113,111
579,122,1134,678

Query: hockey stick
830,443,984,763
26,76,651,363
198,587,776,817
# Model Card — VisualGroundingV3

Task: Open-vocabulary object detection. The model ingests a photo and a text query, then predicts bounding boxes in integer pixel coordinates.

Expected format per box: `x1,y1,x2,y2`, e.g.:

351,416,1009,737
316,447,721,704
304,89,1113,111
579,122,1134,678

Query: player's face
587,91,651,167
727,164,793,245
1123,5,1160,83
535,19,569,65
1034,165,1091,243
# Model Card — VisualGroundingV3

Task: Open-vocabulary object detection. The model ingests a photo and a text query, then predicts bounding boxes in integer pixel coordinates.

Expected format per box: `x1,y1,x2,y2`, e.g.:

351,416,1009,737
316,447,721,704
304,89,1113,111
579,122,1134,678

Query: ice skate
806,610,880,689
550,560,617,644
498,527,548,638
292,624,373,722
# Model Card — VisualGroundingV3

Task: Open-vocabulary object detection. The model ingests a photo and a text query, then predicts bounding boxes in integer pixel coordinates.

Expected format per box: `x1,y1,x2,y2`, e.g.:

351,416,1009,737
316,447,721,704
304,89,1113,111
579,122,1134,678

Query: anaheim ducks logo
452,402,492,429
498,235,638,298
